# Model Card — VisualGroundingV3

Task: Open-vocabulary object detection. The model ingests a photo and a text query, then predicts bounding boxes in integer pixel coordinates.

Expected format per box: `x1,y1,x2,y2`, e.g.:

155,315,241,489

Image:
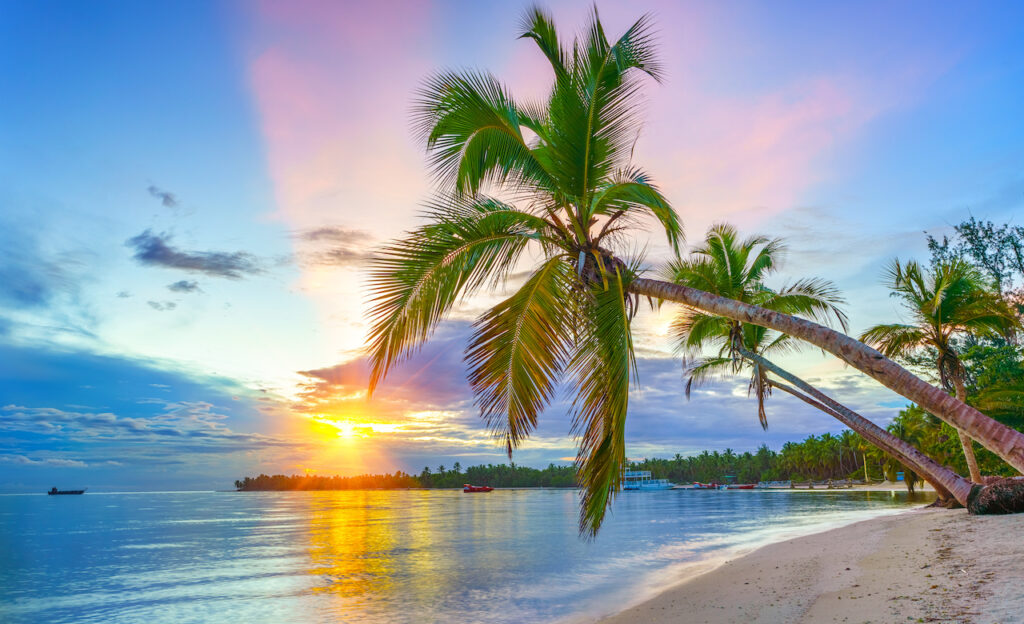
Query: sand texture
599,508,1024,624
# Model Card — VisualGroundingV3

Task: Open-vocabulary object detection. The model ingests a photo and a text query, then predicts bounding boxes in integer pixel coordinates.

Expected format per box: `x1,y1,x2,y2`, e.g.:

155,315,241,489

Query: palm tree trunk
863,452,869,483
953,376,983,483
628,277,1024,474
735,345,970,505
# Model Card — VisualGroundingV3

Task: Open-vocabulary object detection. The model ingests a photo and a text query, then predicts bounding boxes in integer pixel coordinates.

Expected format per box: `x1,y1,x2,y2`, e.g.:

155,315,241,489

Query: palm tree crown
368,7,680,535
666,224,848,427
860,259,1018,391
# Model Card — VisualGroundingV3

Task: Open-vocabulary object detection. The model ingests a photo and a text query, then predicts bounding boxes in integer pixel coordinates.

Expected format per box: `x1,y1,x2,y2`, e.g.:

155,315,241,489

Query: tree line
234,462,576,491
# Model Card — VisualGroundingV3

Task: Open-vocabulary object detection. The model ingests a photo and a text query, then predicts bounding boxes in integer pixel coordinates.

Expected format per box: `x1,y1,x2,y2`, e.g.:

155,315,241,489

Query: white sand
598,508,1024,623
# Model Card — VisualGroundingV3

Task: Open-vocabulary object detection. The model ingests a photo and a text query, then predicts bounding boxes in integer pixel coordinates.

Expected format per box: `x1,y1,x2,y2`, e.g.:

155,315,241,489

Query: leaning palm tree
670,225,973,504
368,6,1024,531
861,259,1022,482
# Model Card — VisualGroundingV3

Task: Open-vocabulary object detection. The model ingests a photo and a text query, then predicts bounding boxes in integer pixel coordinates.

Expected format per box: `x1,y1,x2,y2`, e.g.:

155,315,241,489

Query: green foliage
235,471,420,491
630,434,876,484
927,216,1024,296
233,464,579,491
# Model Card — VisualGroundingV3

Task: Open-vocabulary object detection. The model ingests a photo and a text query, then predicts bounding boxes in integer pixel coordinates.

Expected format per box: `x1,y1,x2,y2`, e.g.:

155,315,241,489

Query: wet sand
599,508,1024,623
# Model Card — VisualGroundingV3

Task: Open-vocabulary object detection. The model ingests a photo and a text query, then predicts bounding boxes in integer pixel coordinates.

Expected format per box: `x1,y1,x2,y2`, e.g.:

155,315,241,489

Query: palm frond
589,166,681,253
518,6,567,77
768,278,850,332
465,256,576,455
544,9,661,208
669,310,731,354
414,70,556,196
858,323,928,358
682,356,733,398
567,265,636,537
367,198,548,393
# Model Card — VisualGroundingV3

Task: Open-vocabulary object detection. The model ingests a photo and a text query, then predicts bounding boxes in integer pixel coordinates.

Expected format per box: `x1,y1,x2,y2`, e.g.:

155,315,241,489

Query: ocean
0,488,933,623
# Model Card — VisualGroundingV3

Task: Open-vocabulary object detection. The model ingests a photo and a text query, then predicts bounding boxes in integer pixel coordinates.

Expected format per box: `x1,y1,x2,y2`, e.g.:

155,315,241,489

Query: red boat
692,482,718,490
463,484,494,493
726,484,757,490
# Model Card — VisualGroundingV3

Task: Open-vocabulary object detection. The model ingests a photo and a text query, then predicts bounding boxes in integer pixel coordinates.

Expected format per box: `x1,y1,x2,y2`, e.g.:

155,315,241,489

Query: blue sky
2,1,1023,491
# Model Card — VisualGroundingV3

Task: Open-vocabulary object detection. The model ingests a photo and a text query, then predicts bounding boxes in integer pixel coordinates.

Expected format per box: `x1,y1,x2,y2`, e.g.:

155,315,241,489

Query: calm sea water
0,489,932,624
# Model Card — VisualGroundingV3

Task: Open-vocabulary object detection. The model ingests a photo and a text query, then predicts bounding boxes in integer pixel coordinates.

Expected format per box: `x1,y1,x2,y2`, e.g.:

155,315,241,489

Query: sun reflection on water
305,492,399,600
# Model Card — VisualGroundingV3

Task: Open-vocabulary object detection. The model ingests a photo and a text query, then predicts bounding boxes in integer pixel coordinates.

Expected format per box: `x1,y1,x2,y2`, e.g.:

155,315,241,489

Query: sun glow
313,415,404,439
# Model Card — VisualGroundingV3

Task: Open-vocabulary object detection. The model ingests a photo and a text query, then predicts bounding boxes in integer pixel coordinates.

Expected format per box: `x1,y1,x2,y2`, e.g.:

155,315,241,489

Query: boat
691,482,719,490
621,470,675,490
725,483,757,490
47,487,86,495
463,484,493,493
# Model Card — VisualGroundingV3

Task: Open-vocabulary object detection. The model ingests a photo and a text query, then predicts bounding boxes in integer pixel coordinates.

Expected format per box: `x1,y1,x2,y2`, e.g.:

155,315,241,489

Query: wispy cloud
147,184,179,208
0,218,79,310
294,226,375,267
147,300,177,312
0,454,88,468
167,280,201,293
0,402,297,453
126,230,263,279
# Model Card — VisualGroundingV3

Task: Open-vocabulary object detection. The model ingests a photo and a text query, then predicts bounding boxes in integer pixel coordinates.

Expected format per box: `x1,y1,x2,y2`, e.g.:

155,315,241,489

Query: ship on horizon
47,487,86,495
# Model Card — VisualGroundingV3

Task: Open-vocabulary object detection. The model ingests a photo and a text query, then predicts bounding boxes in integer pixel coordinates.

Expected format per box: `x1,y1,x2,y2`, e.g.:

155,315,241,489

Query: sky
2,0,1023,492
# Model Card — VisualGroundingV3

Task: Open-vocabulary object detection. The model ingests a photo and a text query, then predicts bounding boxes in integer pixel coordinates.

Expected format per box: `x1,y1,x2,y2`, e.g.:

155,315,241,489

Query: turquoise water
0,489,932,623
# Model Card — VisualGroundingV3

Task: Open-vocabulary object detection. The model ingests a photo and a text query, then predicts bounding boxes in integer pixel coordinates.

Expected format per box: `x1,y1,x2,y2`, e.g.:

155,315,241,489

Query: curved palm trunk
629,277,1024,474
737,346,970,505
953,376,983,483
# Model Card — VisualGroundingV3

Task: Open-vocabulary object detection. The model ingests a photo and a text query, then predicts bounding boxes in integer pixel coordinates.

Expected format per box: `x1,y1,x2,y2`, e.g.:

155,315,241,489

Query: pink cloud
648,75,877,227
245,0,435,233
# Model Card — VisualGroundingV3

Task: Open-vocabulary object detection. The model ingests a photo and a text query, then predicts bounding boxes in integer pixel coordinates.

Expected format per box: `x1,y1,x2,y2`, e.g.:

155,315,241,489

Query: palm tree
369,8,677,535
668,224,849,429
861,259,1021,482
368,7,1024,531
669,225,972,503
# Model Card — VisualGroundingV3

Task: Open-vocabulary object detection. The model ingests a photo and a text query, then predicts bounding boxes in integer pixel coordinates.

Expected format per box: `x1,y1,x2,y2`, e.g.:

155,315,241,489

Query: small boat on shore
726,484,757,490
692,482,719,490
47,487,86,495
463,484,493,493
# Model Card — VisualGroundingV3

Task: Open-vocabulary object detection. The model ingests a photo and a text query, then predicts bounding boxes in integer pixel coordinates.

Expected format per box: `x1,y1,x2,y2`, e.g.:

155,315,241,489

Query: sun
311,415,403,439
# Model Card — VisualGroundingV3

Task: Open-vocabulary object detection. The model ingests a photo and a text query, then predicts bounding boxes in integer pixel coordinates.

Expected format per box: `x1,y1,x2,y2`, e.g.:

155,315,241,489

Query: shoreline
597,507,1024,624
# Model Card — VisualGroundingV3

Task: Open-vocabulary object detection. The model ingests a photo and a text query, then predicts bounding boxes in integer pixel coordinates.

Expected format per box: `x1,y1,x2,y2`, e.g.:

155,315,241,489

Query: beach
600,507,1024,624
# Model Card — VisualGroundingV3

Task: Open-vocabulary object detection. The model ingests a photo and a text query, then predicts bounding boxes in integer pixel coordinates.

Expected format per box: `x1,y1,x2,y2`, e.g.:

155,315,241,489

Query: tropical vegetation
366,6,1024,531
860,258,1020,482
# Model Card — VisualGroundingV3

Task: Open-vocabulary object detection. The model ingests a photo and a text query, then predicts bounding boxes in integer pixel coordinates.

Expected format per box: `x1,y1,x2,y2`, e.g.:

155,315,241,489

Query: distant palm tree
861,259,1021,482
369,7,1024,530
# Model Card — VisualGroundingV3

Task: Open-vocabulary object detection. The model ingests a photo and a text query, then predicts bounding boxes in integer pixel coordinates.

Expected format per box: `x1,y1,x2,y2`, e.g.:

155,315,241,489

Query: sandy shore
599,508,1024,624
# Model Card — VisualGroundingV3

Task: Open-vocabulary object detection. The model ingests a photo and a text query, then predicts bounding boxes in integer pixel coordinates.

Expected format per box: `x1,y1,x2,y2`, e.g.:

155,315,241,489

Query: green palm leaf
858,323,927,359
589,167,682,253
567,266,636,537
465,256,576,455
367,198,548,393
414,70,555,196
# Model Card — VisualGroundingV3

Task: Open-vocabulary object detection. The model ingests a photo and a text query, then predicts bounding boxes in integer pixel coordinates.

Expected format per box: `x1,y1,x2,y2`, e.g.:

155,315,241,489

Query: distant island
236,429,995,491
